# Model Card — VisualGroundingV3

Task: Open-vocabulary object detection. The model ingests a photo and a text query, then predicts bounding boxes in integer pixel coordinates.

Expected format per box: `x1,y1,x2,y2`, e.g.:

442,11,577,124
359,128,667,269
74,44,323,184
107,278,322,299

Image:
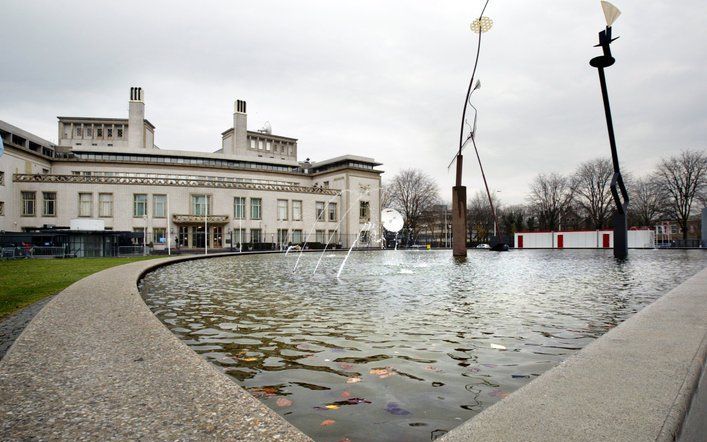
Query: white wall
515,230,655,249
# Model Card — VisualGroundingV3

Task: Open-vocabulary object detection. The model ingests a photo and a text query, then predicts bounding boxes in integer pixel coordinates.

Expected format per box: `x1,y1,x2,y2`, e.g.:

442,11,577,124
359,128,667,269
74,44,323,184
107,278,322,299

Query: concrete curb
0,252,312,441
440,266,707,442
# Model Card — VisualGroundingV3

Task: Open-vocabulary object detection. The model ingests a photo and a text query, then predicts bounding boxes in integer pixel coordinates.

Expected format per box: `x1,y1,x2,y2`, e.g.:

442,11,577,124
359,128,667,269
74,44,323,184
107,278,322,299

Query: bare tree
654,150,707,241
468,190,500,242
570,158,614,229
527,172,573,230
387,169,441,238
499,204,526,239
629,176,664,227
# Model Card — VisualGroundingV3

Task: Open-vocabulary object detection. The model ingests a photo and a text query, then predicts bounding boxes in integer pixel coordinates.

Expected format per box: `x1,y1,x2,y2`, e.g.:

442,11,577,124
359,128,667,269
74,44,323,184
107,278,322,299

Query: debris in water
276,397,293,407
385,402,411,415
321,419,336,426
490,344,506,350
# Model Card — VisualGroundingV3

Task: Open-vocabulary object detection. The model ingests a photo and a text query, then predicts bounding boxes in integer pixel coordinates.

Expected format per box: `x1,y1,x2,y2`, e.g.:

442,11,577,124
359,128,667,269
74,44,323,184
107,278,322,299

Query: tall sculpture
589,1,629,259
452,1,492,257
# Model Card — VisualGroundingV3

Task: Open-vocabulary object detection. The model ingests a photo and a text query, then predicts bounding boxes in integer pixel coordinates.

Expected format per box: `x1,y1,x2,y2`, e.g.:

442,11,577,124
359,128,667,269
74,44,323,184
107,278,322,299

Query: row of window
18,191,368,222
67,152,300,173
64,124,125,140
248,138,295,156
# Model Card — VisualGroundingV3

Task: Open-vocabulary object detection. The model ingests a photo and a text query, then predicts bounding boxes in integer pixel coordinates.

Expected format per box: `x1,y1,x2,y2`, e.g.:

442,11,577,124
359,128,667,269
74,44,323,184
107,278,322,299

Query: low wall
1,253,705,441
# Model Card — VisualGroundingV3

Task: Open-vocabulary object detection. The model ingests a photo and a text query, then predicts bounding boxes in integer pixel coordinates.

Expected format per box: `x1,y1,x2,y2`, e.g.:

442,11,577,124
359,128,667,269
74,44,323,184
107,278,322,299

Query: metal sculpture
589,1,628,259
451,0,492,258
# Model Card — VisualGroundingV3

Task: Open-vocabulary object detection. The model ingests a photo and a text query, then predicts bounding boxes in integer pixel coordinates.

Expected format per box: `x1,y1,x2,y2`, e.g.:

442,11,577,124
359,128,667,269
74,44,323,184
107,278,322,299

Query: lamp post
590,1,628,259
452,1,493,258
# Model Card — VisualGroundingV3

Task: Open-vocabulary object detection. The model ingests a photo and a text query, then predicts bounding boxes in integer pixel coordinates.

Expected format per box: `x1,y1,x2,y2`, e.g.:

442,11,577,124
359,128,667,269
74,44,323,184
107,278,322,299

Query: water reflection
141,249,706,442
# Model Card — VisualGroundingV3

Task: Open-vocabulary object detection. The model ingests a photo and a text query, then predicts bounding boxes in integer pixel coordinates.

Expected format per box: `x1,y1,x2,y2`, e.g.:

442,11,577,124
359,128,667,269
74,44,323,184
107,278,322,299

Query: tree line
384,149,706,244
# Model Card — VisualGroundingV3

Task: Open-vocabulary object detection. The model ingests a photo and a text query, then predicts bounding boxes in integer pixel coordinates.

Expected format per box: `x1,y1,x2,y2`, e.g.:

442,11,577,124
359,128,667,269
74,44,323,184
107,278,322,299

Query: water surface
140,249,706,441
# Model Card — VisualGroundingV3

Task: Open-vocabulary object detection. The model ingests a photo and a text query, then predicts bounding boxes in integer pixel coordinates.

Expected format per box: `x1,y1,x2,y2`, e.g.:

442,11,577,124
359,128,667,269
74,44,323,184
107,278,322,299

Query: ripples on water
140,249,706,442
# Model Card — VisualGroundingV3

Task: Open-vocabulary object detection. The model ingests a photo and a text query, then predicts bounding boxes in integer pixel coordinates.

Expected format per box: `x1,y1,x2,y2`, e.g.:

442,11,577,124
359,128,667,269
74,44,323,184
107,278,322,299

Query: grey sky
1,0,705,205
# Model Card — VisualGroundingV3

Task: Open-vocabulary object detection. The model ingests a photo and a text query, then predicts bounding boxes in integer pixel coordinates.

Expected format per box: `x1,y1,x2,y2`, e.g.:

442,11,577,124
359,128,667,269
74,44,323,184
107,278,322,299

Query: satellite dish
258,121,272,134
381,208,404,233
601,1,621,27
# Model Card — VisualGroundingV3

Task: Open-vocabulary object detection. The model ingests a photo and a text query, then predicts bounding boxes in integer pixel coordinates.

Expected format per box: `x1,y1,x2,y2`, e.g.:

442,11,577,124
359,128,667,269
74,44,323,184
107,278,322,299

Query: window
292,200,302,221
315,229,326,244
234,228,245,245
250,198,262,220
153,195,167,218
277,228,288,244
250,139,256,149
328,230,339,244
134,194,148,217
107,128,113,138
315,201,325,220
99,193,113,217
250,228,262,243
0,171,4,186
117,128,123,138
20,191,36,216
78,193,92,217
292,229,303,244
97,128,103,138
328,203,337,222
191,195,208,216
86,127,93,137
0,201,4,216
266,141,272,151
76,127,82,137
234,197,246,219
258,140,264,150
43,192,56,216
277,199,288,221
133,228,145,245
153,228,166,244
360,201,370,222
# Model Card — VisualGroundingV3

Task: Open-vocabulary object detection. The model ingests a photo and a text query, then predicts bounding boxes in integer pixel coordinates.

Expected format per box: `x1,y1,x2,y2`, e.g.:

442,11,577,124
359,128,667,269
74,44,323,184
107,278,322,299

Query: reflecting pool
140,249,706,442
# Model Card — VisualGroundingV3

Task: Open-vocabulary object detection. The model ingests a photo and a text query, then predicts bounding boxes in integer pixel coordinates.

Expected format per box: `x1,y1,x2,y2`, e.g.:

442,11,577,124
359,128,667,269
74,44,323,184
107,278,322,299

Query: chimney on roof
230,99,248,156
128,86,146,149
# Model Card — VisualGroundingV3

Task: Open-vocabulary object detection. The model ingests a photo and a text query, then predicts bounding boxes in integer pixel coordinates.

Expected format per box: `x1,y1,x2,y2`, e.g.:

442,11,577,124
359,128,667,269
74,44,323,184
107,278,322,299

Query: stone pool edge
0,252,312,441
440,266,707,442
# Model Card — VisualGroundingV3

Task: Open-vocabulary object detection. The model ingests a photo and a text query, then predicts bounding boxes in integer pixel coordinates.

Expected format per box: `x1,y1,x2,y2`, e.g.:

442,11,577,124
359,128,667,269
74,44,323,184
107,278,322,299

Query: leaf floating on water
490,344,506,350
346,377,362,384
248,386,279,398
321,419,336,426
337,362,355,371
276,397,293,407
424,365,443,373
241,357,259,362
489,388,510,399
385,402,411,416
341,391,351,399
315,398,372,410
370,367,397,378
511,374,530,379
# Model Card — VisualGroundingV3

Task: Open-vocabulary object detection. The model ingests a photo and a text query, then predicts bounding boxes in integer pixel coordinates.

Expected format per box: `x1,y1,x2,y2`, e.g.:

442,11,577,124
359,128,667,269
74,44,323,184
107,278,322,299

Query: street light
452,0,493,258
590,1,629,259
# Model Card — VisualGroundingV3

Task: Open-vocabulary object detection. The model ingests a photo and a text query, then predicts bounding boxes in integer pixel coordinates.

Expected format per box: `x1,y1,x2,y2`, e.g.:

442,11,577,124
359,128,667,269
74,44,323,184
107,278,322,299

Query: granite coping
0,253,312,441
1,253,705,441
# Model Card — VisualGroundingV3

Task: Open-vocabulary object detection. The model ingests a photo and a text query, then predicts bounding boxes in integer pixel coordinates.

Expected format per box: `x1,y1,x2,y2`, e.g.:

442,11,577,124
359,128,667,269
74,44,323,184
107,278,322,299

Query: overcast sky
1,0,705,205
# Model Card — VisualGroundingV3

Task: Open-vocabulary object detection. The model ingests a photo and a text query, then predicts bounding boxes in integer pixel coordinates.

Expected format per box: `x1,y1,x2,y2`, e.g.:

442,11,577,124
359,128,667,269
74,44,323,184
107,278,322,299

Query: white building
0,88,382,255
514,229,655,249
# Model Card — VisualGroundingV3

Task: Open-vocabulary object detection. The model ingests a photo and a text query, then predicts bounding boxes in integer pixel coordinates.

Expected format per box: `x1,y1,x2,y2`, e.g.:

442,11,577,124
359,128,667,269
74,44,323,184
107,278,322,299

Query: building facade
0,88,382,254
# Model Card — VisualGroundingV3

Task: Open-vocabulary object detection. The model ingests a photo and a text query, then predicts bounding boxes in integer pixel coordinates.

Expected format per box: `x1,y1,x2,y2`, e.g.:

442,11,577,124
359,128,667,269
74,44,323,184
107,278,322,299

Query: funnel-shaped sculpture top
601,1,621,26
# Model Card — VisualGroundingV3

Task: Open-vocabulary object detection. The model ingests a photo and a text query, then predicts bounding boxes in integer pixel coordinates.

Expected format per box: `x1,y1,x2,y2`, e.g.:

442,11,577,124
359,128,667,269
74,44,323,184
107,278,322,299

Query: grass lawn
0,256,161,320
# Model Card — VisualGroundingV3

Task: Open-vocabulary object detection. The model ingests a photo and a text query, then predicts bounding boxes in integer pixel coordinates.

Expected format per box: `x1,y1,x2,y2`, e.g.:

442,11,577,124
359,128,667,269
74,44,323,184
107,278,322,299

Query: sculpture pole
590,3,629,259
453,1,492,258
